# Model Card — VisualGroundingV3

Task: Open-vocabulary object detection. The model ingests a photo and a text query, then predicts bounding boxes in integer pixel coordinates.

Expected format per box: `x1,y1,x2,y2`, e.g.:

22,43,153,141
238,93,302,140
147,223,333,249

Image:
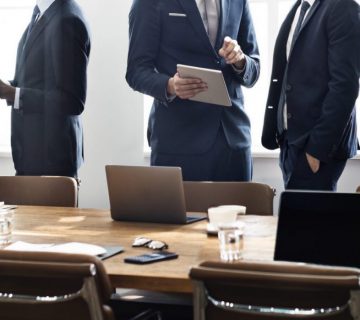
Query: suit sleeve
19,16,90,116
126,0,170,102
306,0,360,162
233,0,260,88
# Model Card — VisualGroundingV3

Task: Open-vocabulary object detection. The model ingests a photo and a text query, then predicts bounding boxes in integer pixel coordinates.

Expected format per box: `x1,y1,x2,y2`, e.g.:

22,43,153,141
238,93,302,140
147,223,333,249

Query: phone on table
124,251,178,264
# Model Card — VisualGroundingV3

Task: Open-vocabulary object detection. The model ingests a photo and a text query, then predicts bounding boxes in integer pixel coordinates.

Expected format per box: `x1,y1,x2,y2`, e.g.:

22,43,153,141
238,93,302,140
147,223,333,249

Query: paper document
177,64,231,107
0,203,17,212
4,241,107,256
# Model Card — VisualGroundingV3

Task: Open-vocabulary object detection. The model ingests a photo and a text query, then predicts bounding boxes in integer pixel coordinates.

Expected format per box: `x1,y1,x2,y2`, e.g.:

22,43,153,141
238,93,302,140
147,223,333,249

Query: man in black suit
262,0,359,191
0,0,90,178
126,0,260,182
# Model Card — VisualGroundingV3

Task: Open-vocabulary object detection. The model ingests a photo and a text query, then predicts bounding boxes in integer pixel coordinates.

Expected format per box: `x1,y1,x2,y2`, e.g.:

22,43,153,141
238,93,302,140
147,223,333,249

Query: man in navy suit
0,0,90,178
126,0,260,181
262,0,359,191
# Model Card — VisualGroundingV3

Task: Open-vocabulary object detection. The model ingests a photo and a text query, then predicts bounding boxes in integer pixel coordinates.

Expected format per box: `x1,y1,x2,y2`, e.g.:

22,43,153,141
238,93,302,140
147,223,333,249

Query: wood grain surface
8,206,277,293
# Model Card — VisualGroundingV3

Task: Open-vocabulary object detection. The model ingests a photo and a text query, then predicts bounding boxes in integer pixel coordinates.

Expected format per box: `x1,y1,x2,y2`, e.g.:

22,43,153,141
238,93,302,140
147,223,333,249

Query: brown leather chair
0,176,78,207
356,186,360,193
183,181,275,215
189,260,360,320
0,250,115,320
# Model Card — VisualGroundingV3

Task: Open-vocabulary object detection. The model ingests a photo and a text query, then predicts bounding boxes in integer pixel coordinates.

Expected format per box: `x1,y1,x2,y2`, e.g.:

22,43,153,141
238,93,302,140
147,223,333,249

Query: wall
0,0,359,212
74,0,145,209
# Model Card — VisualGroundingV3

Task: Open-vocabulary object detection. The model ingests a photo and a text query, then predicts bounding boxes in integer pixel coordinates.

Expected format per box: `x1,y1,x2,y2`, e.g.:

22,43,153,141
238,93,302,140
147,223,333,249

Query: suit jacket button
287,113,292,119
286,84,292,91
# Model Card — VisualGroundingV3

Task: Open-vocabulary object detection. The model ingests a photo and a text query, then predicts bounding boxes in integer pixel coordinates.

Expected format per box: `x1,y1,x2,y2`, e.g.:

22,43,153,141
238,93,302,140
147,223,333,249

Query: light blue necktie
204,0,219,47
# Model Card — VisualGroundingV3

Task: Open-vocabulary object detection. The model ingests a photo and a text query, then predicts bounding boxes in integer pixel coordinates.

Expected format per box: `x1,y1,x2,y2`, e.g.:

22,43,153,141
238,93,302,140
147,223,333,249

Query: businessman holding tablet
126,0,260,181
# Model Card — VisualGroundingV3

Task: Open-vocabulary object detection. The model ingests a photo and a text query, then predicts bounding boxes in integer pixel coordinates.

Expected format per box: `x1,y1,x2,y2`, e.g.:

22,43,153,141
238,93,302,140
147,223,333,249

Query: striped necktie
23,5,40,50
277,1,311,135
290,1,310,50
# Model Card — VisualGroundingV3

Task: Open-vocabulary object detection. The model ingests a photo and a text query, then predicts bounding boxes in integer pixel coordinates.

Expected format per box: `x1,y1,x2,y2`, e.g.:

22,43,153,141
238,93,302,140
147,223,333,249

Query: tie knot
301,1,310,12
32,5,40,18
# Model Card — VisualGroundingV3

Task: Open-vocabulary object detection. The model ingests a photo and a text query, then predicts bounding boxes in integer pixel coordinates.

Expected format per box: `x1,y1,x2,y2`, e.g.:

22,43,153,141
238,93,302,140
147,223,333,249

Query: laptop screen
274,191,360,268
105,165,206,224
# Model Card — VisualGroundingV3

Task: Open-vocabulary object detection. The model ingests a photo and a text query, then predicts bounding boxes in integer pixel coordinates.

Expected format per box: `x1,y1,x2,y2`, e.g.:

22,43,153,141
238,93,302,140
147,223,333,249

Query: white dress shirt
195,0,220,39
14,0,56,109
283,0,315,129
286,0,315,58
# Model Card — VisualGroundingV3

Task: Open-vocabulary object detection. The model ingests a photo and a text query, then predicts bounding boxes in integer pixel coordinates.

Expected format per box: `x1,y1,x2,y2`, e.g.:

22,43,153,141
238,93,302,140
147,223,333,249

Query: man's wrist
0,84,15,103
4,85,16,103
167,77,175,96
233,56,246,71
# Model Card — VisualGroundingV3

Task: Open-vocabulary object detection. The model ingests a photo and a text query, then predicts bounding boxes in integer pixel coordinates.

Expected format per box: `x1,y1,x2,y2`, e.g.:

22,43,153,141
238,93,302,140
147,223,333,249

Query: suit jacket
10,0,91,176
126,0,260,155
262,0,360,163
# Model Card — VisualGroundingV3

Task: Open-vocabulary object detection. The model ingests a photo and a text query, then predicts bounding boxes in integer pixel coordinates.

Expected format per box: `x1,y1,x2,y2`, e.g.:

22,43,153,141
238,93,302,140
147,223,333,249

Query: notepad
0,204,17,212
177,64,231,107
5,241,107,256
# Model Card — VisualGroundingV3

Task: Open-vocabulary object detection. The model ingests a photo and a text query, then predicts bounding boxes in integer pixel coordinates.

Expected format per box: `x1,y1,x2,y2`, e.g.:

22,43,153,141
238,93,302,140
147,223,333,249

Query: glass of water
218,221,244,262
0,209,13,246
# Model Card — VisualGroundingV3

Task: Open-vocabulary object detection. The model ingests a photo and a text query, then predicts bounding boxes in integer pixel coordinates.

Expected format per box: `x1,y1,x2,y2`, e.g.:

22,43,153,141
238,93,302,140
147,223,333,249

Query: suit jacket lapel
21,0,62,63
279,0,301,54
215,0,229,49
299,0,321,33
177,0,217,56
289,0,321,57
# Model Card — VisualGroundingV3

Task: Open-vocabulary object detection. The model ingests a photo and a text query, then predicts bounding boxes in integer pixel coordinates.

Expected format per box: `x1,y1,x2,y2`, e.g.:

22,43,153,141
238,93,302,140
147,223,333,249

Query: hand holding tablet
176,64,231,107
168,72,208,99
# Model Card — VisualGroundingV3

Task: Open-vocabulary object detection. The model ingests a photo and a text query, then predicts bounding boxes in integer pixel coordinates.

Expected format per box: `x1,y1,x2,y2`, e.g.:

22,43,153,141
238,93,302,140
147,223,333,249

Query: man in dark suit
126,0,260,181
262,0,359,191
0,0,90,178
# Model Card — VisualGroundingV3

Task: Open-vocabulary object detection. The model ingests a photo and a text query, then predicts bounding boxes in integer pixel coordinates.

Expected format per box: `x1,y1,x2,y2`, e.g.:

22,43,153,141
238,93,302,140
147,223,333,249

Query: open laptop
105,165,206,224
274,190,360,268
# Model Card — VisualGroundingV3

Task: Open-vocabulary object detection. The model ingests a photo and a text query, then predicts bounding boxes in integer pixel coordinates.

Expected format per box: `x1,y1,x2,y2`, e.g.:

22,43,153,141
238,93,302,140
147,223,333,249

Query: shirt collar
36,0,56,16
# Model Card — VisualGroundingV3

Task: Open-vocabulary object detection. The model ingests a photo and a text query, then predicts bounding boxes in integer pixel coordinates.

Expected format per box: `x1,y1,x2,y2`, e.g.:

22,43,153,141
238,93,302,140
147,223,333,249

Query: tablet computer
177,64,231,107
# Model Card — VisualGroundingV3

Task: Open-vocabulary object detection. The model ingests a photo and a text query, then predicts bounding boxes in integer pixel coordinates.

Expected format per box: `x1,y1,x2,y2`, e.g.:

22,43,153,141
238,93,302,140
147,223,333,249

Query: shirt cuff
165,88,176,103
231,59,246,74
14,88,20,109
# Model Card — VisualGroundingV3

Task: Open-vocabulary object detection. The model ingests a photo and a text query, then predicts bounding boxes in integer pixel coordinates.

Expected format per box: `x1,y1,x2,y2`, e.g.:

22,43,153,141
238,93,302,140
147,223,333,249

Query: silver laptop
105,165,205,224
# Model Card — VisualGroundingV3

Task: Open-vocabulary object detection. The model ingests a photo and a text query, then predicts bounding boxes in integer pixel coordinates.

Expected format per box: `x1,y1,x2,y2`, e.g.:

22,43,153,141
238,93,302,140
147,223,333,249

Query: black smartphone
124,251,178,264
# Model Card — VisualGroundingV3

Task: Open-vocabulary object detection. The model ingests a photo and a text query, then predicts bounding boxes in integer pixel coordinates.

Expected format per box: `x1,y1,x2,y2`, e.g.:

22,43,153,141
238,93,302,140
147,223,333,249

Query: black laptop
274,190,360,268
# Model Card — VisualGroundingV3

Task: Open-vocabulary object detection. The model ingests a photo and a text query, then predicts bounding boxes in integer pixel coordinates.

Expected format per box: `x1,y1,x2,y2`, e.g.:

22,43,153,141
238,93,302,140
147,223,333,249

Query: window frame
0,0,32,155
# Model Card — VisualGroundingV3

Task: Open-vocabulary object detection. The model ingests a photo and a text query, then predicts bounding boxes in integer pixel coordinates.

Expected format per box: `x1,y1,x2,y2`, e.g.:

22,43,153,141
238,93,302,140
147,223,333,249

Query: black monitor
275,190,360,268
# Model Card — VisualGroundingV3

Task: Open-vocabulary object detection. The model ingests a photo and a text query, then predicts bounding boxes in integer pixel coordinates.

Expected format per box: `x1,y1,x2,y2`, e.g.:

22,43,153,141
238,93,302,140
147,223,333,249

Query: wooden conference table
10,206,277,294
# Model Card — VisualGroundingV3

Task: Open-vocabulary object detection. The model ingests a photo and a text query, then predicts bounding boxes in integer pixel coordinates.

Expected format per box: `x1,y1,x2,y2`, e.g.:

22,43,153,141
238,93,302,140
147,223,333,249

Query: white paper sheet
4,241,107,256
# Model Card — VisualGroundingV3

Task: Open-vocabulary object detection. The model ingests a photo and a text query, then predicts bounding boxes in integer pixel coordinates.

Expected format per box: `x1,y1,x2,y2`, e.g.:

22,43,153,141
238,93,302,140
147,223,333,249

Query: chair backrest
356,186,360,193
189,260,360,320
183,182,275,215
0,250,115,320
0,176,78,207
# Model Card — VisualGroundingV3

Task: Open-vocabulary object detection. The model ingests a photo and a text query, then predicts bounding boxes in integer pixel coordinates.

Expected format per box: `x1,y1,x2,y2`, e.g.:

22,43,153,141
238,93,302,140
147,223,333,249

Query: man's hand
167,72,207,100
306,153,320,173
219,36,246,70
0,79,15,103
